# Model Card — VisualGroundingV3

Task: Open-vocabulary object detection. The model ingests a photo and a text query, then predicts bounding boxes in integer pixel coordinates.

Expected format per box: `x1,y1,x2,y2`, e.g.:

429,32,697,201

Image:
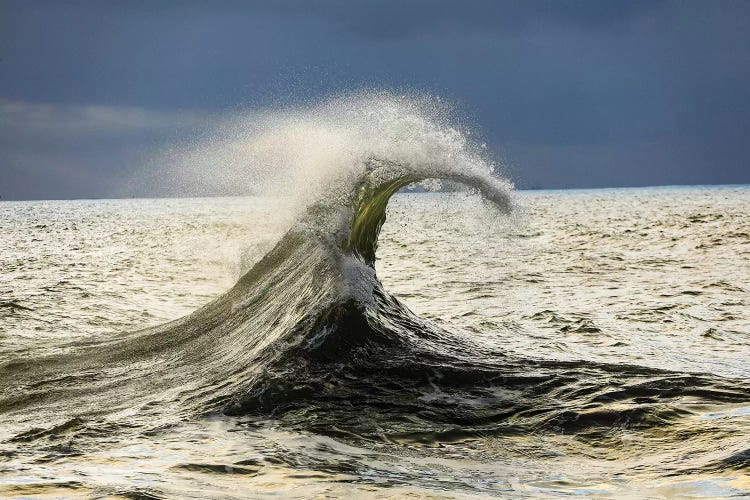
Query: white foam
146,91,514,216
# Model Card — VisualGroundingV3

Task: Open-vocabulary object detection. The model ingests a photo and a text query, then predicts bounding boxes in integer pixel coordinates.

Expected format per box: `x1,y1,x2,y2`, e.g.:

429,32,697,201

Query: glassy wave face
2,96,750,498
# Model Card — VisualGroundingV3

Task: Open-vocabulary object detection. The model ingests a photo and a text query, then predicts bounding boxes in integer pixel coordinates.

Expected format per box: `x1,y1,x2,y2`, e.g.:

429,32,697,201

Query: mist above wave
138,91,513,211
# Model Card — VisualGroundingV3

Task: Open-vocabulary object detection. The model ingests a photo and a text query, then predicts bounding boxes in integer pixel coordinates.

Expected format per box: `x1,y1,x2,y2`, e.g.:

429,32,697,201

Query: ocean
1,184,749,499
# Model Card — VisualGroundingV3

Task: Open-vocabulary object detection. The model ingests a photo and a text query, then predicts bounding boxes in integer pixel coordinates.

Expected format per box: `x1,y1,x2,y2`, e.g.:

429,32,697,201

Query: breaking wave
2,93,749,482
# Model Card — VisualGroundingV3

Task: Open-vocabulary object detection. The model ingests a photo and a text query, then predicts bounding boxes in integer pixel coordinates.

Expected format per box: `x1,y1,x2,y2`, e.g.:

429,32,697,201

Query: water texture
1,94,748,498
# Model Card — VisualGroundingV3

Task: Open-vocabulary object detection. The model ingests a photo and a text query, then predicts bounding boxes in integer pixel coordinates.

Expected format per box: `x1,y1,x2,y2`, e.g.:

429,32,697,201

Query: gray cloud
0,101,219,199
0,100,213,137
0,0,748,199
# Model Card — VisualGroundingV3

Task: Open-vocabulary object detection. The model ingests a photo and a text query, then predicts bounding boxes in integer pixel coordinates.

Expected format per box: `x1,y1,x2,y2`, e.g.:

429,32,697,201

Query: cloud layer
1,0,749,199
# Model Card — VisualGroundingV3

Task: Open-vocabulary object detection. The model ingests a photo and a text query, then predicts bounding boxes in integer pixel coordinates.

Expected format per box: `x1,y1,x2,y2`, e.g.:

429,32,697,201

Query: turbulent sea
1,95,749,498
1,186,749,499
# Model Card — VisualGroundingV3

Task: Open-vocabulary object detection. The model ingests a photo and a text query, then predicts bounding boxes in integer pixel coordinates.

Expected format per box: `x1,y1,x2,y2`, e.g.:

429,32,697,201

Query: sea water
1,186,749,498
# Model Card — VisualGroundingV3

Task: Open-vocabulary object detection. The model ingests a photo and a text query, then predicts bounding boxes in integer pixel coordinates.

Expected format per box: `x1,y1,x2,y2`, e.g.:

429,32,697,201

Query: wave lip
342,157,512,265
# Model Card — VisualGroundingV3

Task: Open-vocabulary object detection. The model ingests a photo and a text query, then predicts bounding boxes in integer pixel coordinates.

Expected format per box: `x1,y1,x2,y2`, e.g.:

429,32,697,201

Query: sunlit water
1,186,749,498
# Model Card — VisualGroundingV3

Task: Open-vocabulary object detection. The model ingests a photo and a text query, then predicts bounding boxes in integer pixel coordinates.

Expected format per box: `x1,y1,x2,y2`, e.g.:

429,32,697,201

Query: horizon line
1,182,749,203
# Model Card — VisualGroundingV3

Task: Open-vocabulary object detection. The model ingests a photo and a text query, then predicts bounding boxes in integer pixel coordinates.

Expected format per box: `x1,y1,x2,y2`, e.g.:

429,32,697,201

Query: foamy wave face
150,91,513,213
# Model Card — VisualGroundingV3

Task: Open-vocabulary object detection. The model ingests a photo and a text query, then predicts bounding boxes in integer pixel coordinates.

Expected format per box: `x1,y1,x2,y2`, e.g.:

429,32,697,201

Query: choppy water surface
1,186,749,499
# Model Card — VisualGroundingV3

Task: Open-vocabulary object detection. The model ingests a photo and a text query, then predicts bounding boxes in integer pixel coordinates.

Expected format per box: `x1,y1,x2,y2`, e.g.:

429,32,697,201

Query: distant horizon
2,181,748,203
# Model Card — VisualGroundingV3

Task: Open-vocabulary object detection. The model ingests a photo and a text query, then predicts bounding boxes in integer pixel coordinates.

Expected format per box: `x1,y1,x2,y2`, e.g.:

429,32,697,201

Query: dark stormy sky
1,0,749,199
